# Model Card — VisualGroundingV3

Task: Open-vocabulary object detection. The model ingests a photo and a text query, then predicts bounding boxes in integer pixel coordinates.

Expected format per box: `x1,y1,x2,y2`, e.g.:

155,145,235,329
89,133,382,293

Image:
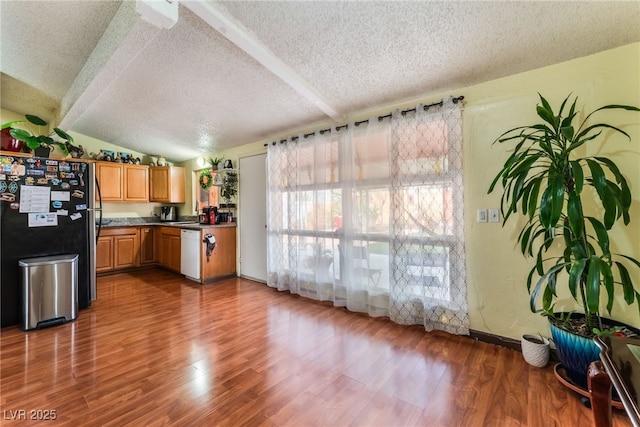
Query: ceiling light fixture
182,1,342,122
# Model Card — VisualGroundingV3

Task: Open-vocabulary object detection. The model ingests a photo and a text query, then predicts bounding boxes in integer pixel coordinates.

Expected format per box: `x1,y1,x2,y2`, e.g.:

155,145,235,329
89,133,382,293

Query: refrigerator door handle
92,176,103,242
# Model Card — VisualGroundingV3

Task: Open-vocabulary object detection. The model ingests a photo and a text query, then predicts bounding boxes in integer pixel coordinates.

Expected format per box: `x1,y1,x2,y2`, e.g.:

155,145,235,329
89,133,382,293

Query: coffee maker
200,206,218,224
160,206,178,222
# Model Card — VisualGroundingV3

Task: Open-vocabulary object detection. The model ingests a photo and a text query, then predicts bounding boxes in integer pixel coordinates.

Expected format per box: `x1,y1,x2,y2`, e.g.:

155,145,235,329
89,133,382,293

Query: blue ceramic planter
549,313,638,390
549,320,598,389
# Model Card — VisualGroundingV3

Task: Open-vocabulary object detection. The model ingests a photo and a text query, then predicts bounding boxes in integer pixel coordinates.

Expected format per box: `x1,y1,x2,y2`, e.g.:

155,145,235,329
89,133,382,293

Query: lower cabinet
96,234,114,273
96,227,140,273
96,225,235,279
140,226,157,265
158,227,181,273
201,226,237,281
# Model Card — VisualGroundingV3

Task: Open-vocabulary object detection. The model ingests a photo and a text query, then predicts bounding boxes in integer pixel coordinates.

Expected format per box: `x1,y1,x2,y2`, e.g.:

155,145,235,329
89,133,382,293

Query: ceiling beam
181,0,342,122
57,1,162,130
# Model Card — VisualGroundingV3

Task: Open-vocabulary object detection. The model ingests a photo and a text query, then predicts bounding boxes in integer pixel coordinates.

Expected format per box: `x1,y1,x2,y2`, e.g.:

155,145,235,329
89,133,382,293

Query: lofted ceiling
1,1,639,163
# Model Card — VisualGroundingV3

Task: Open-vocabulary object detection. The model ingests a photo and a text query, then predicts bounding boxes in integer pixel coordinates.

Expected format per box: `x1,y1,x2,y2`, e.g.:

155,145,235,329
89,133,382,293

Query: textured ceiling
1,1,639,162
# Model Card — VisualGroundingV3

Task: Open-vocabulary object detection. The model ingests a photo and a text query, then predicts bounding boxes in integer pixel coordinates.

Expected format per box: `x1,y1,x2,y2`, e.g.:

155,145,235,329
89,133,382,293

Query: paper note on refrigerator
19,186,51,213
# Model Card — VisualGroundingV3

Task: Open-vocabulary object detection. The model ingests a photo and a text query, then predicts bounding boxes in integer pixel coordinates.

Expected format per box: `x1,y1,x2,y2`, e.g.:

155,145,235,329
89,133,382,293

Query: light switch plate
489,209,500,223
477,209,487,223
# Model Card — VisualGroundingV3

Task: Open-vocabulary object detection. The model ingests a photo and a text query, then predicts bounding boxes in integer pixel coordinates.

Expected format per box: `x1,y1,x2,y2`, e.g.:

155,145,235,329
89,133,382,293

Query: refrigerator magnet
28,213,58,227
51,191,70,201
10,162,25,176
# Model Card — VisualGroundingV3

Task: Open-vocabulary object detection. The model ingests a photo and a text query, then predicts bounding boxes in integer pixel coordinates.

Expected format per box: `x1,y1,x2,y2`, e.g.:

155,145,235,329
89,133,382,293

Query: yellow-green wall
463,43,640,339
187,42,640,340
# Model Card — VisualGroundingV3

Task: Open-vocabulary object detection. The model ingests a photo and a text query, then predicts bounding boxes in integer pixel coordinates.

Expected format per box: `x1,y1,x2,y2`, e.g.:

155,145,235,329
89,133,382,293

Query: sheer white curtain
266,98,467,334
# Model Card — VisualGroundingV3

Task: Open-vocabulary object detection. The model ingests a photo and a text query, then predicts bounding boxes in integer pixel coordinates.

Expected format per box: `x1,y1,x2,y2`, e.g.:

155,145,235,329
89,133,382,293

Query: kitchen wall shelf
212,168,238,187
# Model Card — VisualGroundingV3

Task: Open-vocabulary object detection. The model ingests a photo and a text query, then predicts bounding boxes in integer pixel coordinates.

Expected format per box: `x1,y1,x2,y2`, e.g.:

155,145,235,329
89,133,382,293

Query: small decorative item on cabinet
118,152,131,163
66,141,85,158
93,149,115,161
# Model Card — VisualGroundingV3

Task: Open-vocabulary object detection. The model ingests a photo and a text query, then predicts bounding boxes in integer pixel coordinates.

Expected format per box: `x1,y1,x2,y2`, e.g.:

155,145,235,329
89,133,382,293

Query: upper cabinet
124,164,149,202
96,162,123,201
149,166,185,203
96,162,149,202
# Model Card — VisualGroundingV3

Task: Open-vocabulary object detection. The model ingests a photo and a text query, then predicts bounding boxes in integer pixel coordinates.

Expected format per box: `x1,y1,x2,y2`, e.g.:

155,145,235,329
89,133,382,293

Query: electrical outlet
489,209,500,223
477,209,487,223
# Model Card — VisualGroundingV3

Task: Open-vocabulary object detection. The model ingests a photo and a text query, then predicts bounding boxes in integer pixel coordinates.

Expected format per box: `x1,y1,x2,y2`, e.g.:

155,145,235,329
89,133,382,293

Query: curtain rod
264,95,464,146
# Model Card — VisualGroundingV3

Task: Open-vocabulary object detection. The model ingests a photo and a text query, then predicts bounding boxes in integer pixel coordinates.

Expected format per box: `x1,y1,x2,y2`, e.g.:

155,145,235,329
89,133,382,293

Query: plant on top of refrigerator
2,114,71,155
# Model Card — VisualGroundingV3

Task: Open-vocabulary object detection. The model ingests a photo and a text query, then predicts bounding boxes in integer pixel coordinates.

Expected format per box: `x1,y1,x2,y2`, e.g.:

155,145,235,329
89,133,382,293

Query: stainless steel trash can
19,254,79,331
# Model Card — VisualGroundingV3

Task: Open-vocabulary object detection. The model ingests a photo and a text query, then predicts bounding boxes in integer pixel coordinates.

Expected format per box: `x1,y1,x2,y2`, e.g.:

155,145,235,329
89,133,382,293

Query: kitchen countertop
99,217,236,230
160,222,237,230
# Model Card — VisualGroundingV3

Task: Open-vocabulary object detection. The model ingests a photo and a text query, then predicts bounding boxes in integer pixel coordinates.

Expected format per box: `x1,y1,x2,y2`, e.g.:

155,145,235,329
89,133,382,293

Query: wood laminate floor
0,269,632,426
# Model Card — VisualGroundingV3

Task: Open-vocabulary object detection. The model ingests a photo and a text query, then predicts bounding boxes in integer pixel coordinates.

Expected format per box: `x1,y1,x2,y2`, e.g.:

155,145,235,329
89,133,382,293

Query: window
267,99,467,334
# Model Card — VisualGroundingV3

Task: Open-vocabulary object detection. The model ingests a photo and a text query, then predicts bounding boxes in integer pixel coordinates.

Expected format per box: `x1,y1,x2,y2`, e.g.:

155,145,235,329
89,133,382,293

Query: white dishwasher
180,229,201,282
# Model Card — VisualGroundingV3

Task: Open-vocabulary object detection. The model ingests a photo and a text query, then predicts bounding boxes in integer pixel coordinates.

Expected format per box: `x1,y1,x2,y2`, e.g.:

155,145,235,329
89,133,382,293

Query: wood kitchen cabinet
96,162,123,201
139,226,157,265
201,225,237,282
149,166,185,203
96,227,140,273
96,234,114,273
96,162,149,202
123,164,149,201
158,226,181,272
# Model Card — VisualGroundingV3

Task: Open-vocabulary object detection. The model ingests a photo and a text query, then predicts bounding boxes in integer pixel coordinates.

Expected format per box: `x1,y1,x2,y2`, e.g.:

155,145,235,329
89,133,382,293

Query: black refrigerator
0,155,98,327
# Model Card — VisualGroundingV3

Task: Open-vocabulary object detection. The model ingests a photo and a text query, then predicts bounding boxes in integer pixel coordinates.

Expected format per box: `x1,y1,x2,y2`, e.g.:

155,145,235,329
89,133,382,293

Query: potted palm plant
207,156,224,171
1,114,71,157
488,94,640,389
